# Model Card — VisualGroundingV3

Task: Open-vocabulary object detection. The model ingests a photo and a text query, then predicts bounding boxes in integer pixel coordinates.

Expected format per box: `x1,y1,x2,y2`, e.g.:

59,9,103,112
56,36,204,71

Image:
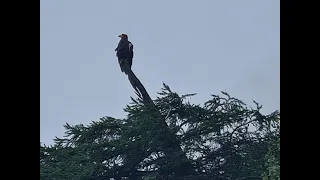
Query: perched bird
115,34,134,74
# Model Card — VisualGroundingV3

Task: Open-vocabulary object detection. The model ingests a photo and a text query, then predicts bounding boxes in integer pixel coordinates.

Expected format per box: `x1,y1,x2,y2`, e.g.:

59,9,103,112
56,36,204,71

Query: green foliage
40,84,280,180
263,134,280,180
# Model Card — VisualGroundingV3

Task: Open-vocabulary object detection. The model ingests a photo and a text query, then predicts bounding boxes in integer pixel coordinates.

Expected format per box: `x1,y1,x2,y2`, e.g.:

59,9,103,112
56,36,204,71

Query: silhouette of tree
40,63,280,180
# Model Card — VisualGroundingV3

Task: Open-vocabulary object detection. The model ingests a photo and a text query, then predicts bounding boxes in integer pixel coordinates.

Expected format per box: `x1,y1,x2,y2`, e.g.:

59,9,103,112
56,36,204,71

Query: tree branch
229,118,256,142
120,62,196,177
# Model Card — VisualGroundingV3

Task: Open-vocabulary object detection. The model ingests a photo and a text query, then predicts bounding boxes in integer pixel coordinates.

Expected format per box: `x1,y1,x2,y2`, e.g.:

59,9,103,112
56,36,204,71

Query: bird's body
115,34,133,74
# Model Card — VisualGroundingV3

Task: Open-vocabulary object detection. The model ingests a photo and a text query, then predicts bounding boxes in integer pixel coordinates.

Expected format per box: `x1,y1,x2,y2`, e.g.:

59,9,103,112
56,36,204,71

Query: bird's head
118,34,128,40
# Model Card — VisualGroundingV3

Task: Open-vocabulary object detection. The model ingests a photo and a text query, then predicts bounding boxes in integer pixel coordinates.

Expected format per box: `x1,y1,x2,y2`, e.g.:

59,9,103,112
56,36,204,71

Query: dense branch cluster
40,84,280,180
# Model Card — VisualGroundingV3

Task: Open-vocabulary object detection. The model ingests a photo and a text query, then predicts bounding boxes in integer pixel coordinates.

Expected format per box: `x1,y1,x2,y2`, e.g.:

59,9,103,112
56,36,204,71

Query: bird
115,34,134,74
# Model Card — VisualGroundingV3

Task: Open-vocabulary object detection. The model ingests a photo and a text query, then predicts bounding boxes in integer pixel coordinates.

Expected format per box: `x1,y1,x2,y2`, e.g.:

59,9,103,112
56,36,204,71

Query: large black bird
115,34,133,74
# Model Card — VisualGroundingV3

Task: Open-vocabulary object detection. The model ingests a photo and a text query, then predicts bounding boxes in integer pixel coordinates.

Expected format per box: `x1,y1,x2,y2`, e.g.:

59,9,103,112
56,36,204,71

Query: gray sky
40,0,279,145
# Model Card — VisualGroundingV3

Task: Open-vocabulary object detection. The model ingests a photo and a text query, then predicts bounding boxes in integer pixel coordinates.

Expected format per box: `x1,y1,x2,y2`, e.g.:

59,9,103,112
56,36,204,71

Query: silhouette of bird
115,34,133,74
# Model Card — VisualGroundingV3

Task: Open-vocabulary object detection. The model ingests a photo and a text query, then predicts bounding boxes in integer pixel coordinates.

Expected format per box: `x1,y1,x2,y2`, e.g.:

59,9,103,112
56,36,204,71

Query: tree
262,128,280,180
40,83,280,180
41,61,279,180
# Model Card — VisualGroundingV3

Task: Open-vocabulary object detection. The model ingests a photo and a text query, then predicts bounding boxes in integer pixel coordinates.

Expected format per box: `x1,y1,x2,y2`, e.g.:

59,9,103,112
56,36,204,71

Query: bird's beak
118,35,122,38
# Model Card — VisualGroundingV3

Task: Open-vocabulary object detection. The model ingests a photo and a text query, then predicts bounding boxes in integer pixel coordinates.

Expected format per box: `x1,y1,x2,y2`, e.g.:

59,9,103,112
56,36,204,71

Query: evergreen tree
40,84,280,180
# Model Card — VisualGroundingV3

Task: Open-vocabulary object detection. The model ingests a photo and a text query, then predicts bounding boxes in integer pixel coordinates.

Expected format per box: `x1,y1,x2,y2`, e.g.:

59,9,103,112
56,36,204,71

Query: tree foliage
40,84,280,180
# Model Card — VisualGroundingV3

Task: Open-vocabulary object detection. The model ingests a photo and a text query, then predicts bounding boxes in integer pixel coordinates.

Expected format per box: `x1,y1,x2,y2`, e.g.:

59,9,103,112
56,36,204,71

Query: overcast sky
40,0,280,145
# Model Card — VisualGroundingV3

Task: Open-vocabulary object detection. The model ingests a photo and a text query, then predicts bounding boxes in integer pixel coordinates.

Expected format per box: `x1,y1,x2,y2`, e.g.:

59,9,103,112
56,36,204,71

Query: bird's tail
118,58,129,75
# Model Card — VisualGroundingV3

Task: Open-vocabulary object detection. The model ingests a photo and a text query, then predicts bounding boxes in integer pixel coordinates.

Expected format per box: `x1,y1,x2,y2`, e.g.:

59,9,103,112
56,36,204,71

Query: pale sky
40,0,280,145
